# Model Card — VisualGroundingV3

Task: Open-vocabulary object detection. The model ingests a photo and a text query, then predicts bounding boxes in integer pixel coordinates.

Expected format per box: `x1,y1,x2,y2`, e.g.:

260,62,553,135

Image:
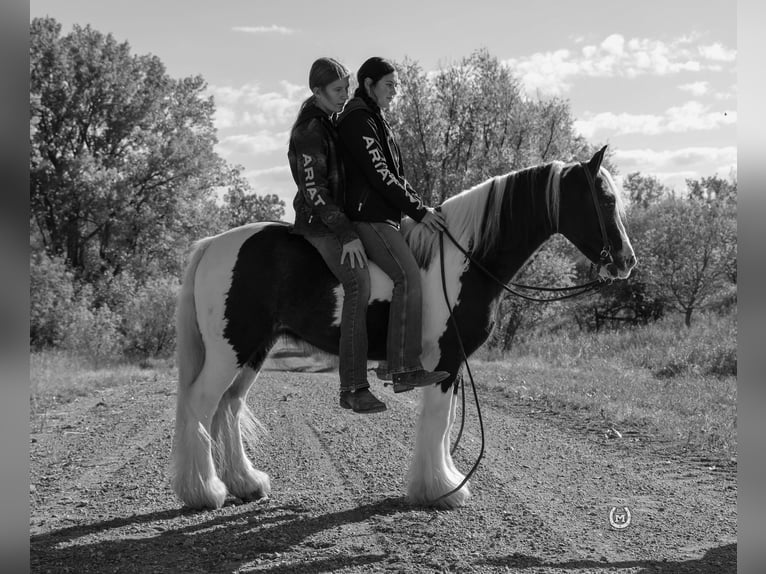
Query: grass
474,312,737,461
29,350,175,433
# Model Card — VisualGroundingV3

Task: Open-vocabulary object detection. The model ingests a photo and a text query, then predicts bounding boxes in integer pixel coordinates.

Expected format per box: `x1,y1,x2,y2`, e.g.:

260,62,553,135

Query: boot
391,369,450,393
339,387,387,413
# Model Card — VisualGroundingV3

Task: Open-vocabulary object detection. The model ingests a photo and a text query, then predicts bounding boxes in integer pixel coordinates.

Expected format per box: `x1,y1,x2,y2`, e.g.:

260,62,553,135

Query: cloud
699,42,737,62
208,81,306,130
232,25,296,35
613,146,737,191
574,101,736,138
218,131,290,156
504,34,734,96
678,81,709,96
247,165,291,179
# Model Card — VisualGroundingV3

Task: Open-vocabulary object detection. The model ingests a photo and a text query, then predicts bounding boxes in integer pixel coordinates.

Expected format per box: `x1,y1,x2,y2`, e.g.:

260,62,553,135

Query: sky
29,0,737,221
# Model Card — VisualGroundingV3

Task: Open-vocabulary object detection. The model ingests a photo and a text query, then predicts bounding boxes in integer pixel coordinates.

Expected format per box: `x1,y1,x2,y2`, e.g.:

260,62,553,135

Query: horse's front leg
407,383,470,509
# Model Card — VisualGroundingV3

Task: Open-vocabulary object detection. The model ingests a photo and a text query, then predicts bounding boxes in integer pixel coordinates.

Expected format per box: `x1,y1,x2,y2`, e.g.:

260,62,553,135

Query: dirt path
30,366,736,573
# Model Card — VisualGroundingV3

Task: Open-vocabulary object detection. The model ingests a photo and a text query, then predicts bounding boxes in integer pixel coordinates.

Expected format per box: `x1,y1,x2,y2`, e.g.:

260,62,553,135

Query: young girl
289,57,386,413
336,57,449,392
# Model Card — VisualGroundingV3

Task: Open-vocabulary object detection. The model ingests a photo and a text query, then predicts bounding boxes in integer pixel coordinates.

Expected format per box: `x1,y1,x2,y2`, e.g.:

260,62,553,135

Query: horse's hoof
176,476,228,510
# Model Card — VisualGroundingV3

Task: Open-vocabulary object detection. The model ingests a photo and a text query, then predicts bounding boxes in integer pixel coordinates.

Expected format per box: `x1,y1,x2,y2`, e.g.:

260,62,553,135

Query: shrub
29,253,76,349
59,285,125,366
121,277,179,359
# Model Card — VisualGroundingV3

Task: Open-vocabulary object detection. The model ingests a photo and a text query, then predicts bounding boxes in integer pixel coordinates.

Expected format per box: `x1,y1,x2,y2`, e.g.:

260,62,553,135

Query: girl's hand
341,238,368,269
420,207,447,232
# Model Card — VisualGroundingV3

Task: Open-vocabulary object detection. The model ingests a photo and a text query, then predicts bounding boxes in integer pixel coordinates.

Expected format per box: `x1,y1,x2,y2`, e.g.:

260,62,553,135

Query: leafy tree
640,193,736,327
221,165,285,227
390,49,595,205
622,172,670,208
30,17,225,282
489,237,577,350
687,173,737,209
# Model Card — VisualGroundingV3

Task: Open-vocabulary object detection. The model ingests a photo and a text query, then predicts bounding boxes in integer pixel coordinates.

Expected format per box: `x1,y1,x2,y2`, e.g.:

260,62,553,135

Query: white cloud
232,25,296,35
247,165,291,179
504,34,733,96
613,146,737,192
574,101,736,138
601,33,625,56
678,81,709,96
699,42,737,62
207,81,306,131
218,131,289,156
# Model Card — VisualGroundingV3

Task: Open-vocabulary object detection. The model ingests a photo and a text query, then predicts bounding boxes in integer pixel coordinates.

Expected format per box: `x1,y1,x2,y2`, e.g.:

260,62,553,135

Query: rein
430,161,614,504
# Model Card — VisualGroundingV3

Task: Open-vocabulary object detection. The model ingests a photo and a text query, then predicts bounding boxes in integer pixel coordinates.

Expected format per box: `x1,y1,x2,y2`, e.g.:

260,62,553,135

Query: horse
170,145,636,510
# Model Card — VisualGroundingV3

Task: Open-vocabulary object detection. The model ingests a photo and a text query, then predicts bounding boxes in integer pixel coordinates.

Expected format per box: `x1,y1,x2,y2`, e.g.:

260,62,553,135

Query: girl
336,57,449,392
289,57,385,413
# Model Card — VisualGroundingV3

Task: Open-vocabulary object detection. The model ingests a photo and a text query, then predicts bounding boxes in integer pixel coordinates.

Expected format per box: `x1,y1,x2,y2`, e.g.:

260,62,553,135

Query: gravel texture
30,365,736,573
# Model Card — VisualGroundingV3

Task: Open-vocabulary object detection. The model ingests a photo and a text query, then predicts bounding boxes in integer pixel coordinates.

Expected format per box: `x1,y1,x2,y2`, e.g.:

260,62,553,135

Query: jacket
288,101,358,244
336,97,427,226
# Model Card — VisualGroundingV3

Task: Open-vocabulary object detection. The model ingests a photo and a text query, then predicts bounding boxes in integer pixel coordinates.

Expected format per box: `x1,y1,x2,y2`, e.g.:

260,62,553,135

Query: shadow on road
31,496,410,573
480,542,736,573
30,497,737,573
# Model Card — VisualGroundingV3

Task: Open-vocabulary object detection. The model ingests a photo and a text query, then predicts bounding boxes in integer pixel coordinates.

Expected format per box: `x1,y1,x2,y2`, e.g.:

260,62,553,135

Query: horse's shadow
31,499,736,573
479,543,737,573
30,496,409,573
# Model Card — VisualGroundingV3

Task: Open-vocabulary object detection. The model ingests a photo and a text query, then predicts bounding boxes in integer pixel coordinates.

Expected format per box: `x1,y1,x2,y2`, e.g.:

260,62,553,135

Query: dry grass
29,350,174,432
474,312,737,460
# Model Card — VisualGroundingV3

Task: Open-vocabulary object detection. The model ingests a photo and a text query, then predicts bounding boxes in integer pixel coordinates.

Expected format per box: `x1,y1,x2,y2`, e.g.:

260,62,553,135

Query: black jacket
336,97,427,226
288,101,358,244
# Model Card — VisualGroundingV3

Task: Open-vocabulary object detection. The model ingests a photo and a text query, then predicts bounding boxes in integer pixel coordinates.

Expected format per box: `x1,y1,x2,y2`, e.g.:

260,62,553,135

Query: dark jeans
304,234,371,392
354,222,424,375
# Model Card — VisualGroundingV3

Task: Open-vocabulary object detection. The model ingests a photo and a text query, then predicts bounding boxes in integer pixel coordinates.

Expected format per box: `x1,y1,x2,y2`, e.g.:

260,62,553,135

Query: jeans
304,234,371,392
353,222,424,374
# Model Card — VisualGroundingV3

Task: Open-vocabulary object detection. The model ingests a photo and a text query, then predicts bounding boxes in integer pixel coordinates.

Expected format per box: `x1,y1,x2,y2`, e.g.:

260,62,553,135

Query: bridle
430,161,616,504
581,162,614,270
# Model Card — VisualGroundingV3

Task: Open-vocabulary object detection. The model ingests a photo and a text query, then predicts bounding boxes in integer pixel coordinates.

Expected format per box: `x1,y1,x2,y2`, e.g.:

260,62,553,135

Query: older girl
336,57,449,392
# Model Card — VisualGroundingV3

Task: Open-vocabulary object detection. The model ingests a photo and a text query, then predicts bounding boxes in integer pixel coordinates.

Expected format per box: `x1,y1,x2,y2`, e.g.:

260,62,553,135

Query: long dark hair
291,57,350,130
353,56,396,113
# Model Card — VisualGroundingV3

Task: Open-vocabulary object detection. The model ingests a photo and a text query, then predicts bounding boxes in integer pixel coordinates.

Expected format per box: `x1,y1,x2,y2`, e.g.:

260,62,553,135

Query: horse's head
557,146,637,281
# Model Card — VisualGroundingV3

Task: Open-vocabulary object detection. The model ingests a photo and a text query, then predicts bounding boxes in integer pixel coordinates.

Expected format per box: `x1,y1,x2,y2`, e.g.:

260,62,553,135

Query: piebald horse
171,146,636,510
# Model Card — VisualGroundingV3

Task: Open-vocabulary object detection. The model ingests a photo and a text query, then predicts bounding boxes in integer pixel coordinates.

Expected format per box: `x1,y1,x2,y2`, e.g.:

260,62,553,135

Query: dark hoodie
336,97,427,226
288,101,358,244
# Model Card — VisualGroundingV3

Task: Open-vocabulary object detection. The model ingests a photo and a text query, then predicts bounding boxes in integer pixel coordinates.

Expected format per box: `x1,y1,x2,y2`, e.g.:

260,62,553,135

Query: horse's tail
176,237,214,392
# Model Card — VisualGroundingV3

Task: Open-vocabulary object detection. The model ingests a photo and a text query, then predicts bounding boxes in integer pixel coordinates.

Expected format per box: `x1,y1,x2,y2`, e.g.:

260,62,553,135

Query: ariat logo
301,154,326,206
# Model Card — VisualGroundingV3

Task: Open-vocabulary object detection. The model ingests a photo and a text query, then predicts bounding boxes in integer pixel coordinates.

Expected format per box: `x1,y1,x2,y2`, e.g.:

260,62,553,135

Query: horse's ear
587,145,608,176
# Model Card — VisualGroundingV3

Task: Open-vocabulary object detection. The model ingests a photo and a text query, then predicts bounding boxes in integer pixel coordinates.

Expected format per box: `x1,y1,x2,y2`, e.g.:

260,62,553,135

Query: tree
640,193,736,327
220,165,285,227
622,172,670,208
490,237,578,350
30,17,225,282
390,49,593,205
687,173,737,209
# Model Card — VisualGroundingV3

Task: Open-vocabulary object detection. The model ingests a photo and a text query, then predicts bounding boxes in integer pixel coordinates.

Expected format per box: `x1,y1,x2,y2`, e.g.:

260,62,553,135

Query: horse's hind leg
211,347,273,502
171,349,238,510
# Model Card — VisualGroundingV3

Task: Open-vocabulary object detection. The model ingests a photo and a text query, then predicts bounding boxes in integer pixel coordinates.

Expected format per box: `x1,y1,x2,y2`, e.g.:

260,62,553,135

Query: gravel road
30,364,736,573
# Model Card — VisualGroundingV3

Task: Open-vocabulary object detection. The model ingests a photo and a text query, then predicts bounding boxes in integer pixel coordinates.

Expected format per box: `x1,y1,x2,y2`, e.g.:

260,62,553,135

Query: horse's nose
627,254,637,269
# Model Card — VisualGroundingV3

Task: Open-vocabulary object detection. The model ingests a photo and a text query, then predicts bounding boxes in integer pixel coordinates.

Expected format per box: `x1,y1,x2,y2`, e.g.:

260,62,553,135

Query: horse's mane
403,161,564,266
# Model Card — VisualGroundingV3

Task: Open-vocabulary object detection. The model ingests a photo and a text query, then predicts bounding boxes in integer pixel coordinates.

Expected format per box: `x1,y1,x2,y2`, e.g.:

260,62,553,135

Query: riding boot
339,387,387,413
390,369,451,393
